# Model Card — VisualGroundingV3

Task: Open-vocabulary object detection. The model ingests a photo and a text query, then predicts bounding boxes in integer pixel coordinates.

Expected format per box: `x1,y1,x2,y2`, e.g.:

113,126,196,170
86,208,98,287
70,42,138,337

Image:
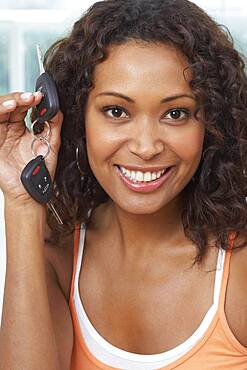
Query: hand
0,91,63,205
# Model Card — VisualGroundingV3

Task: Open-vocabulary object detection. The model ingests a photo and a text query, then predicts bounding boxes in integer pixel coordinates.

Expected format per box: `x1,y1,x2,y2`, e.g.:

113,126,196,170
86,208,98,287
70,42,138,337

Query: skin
0,91,66,369
85,40,205,255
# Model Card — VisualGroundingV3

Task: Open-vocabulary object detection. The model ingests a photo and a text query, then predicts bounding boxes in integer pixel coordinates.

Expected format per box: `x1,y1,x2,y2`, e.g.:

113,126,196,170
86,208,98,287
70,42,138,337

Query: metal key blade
47,202,64,225
36,44,45,74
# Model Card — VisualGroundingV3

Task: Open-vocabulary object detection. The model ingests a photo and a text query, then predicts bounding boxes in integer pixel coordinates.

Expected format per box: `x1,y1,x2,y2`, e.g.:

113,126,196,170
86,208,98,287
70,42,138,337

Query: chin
112,194,177,215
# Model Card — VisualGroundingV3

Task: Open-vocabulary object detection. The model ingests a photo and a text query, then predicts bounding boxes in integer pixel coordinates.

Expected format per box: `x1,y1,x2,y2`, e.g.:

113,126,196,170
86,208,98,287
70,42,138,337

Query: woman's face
85,41,204,214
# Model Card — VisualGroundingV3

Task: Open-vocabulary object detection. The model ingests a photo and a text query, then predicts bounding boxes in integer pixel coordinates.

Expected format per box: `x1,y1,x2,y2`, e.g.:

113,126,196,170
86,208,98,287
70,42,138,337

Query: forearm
0,199,60,370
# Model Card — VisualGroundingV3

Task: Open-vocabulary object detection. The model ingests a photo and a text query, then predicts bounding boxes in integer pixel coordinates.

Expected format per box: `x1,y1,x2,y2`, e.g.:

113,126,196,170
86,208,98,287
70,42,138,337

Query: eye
163,108,190,122
102,106,129,119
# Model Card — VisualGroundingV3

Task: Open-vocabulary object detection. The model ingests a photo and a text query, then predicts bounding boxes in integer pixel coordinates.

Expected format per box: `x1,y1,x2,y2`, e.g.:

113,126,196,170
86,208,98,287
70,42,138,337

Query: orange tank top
69,226,247,369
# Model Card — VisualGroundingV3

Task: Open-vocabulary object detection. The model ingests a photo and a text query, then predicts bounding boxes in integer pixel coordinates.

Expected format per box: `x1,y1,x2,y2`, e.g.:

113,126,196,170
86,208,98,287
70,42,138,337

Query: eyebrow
95,91,196,103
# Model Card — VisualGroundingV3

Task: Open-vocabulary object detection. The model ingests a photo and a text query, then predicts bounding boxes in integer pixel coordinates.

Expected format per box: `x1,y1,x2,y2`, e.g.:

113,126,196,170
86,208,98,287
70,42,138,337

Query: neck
93,197,187,258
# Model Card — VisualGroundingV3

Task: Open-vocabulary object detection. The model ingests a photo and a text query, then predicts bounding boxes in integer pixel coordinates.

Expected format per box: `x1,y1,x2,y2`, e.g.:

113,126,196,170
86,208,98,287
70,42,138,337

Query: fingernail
34,91,43,97
2,99,16,108
20,92,33,101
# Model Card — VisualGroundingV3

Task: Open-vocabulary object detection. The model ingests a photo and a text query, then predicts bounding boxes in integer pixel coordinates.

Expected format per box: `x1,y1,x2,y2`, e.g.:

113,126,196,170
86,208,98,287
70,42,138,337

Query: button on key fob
21,155,53,203
21,155,63,224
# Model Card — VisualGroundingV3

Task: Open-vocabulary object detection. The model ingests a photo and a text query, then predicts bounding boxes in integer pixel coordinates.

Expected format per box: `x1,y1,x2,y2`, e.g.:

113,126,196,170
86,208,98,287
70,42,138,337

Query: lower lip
115,166,175,193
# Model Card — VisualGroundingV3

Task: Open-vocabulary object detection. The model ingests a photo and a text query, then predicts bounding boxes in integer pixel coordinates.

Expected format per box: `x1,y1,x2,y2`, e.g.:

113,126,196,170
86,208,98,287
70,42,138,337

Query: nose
128,117,165,161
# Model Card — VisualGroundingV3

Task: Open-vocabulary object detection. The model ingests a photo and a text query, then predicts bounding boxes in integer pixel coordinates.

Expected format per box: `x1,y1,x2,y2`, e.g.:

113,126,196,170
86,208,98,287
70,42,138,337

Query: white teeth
130,170,136,181
119,166,167,183
144,172,152,181
136,171,143,181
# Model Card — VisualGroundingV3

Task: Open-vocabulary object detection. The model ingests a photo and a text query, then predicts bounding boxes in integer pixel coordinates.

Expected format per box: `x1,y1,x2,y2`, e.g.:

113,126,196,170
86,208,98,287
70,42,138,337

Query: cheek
85,122,122,170
168,124,205,165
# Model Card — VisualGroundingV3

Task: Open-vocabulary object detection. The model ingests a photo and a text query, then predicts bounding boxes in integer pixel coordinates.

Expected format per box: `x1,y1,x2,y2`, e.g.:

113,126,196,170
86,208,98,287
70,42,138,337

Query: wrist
4,199,47,241
4,195,46,217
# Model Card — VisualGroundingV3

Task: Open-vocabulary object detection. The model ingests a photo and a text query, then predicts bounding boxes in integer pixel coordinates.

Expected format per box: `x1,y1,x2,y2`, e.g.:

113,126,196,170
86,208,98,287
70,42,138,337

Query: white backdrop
0,0,247,323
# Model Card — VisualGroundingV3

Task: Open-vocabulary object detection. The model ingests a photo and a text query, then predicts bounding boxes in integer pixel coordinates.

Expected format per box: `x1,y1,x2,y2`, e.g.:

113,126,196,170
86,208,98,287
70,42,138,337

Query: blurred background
0,0,247,321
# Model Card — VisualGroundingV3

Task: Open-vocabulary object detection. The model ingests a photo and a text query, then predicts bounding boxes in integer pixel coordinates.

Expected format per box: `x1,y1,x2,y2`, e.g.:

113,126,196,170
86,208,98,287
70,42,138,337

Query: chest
56,237,247,354
78,245,219,354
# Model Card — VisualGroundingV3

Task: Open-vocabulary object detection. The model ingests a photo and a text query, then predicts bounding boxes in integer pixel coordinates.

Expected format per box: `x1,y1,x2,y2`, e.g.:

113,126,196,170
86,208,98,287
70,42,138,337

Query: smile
115,165,175,193
119,166,167,183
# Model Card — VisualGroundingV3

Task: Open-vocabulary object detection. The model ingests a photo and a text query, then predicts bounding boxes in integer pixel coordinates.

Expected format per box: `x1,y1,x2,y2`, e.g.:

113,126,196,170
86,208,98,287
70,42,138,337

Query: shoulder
229,234,247,296
230,233,247,278
225,233,247,347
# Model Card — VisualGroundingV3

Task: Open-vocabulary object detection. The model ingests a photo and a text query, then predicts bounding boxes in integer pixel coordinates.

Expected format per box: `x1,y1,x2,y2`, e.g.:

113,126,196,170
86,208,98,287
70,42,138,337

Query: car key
21,155,63,225
34,45,59,125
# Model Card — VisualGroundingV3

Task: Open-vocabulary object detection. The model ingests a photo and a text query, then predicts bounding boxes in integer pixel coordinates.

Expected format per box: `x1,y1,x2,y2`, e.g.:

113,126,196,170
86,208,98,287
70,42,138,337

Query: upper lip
116,164,173,172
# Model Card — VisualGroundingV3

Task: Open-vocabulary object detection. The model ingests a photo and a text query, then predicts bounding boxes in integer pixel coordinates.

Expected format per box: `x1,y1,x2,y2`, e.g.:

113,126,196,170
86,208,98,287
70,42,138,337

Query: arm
0,200,62,370
0,92,71,370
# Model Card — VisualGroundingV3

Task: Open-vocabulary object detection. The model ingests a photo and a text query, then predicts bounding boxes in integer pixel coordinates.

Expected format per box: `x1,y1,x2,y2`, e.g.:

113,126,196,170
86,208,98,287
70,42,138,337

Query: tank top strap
69,224,83,304
218,231,237,313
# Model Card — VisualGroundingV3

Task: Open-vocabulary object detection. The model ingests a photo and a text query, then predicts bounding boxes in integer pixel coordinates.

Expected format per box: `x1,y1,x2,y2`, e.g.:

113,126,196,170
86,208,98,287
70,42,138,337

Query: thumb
49,110,64,149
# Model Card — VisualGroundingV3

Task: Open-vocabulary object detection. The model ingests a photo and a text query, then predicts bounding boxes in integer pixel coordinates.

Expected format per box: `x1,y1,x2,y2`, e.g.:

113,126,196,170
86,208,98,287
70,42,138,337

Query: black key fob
20,155,53,204
35,72,59,124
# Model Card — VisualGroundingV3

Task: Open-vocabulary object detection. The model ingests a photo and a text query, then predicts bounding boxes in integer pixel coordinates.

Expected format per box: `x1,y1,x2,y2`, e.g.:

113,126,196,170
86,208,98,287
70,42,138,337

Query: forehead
91,40,192,94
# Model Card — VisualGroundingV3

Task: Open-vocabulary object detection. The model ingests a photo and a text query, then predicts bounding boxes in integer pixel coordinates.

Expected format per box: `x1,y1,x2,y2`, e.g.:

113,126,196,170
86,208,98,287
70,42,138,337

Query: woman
0,0,246,369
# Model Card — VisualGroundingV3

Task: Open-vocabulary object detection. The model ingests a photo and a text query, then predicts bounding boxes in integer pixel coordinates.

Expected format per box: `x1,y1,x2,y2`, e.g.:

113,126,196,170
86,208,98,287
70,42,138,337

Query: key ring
30,119,50,140
31,137,51,159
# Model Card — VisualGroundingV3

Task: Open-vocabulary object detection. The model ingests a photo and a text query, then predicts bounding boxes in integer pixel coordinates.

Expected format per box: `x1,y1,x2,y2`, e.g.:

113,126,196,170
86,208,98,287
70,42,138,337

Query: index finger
0,96,17,123
2,92,42,123
0,92,43,124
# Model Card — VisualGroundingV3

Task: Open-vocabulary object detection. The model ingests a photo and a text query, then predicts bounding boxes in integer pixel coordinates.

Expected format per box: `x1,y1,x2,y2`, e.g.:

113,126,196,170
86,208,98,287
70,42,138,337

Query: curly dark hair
43,0,247,262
